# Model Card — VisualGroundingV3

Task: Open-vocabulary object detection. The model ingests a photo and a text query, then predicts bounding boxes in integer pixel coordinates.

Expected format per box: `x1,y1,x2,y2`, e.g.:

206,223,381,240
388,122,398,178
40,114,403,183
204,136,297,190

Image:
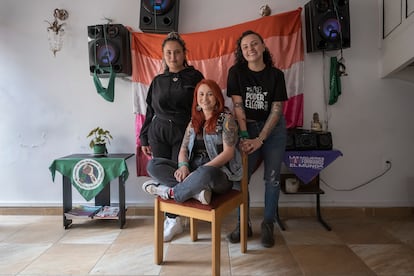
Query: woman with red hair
142,79,242,237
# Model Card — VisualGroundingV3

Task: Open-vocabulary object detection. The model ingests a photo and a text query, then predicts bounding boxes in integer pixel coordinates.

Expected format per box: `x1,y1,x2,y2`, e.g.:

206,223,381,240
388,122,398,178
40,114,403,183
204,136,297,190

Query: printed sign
72,159,105,190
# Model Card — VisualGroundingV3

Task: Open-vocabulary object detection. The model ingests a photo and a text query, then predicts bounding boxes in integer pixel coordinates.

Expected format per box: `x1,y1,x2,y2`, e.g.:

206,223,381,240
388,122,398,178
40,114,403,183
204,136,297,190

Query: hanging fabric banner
283,150,343,184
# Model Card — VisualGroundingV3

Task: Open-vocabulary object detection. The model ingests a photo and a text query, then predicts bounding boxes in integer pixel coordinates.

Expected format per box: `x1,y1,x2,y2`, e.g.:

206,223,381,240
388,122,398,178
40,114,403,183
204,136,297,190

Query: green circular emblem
72,159,105,190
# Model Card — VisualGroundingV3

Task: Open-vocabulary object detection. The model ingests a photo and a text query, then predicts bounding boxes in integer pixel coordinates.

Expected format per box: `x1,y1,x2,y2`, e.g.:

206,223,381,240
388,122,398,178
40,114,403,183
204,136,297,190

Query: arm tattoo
271,101,283,116
223,116,237,146
180,124,191,155
234,102,244,109
260,102,283,140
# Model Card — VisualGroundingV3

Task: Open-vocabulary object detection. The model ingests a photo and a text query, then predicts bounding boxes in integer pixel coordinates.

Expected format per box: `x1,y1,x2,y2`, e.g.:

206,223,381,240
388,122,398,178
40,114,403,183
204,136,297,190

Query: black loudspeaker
286,129,333,150
317,131,333,150
88,24,132,77
294,130,318,150
139,0,180,33
304,0,350,52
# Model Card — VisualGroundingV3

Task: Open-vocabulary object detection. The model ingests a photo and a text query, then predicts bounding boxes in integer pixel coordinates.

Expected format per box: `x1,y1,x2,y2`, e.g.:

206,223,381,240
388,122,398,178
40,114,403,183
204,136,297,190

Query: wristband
178,161,189,168
256,137,264,145
239,130,249,139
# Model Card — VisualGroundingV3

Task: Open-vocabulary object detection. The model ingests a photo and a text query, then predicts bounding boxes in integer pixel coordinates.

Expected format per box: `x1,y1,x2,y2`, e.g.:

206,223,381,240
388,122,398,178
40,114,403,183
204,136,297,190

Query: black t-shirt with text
227,64,288,121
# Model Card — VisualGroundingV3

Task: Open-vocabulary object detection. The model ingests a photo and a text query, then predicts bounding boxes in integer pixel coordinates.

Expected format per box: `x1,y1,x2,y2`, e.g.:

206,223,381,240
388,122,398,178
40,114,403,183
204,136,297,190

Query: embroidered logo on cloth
72,159,105,190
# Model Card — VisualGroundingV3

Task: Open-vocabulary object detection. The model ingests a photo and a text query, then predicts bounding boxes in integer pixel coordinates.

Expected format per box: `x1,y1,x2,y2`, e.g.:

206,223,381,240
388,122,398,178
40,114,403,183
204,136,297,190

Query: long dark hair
161,32,189,71
191,79,225,134
234,30,274,67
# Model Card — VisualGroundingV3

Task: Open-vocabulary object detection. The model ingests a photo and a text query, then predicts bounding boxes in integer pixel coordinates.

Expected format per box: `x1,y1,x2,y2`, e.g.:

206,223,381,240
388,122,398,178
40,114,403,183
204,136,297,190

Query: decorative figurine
311,112,323,131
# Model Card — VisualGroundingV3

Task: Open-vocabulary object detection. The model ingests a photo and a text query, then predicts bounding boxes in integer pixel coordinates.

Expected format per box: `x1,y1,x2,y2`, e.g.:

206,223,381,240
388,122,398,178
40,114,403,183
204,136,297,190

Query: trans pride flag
131,8,304,176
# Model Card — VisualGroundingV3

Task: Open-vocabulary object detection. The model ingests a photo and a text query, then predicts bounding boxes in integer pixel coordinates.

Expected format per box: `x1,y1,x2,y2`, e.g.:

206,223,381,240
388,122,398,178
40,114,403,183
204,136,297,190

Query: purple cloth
283,150,342,184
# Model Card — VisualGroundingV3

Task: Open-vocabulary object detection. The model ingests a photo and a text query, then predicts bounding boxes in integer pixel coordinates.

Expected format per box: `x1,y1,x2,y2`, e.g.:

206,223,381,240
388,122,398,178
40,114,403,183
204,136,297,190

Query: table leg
118,176,126,229
62,176,72,229
95,182,110,207
316,194,331,231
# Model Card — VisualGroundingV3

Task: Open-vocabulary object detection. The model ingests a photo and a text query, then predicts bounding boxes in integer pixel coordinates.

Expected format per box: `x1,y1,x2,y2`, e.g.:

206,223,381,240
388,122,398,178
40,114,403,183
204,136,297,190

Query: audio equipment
286,128,333,150
139,0,180,33
304,0,350,52
294,129,318,150
286,129,296,150
316,131,333,150
88,24,132,77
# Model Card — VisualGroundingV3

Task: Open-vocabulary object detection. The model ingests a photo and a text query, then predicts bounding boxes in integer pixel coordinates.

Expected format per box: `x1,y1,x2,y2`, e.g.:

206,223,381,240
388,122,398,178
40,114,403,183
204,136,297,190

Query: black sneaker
261,221,275,248
227,222,253,243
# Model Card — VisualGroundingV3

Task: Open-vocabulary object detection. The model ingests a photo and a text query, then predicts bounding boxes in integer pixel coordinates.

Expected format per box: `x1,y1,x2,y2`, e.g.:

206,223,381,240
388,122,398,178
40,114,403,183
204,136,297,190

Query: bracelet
256,137,264,144
239,130,249,139
178,161,189,168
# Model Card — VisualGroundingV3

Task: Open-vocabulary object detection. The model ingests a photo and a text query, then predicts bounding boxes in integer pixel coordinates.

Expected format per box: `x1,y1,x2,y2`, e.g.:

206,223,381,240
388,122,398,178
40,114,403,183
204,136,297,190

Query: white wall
1,0,413,208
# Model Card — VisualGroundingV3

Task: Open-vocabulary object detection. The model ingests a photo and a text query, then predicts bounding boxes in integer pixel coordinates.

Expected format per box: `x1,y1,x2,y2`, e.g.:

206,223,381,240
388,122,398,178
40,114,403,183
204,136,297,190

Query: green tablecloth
49,156,129,201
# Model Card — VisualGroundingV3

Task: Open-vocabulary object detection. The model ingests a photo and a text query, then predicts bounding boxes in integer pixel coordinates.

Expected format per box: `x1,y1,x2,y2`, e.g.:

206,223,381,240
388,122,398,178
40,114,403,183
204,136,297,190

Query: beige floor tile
332,221,401,244
289,244,376,276
0,215,46,242
161,243,230,276
113,216,154,245
278,216,333,232
386,219,414,243
19,243,109,275
0,243,52,274
229,241,302,275
5,221,66,244
90,243,161,275
350,244,414,276
59,222,121,244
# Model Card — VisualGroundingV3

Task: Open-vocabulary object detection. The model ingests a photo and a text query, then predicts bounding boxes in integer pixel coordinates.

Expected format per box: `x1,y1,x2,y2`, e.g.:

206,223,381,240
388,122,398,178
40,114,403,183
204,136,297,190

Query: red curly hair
191,79,225,134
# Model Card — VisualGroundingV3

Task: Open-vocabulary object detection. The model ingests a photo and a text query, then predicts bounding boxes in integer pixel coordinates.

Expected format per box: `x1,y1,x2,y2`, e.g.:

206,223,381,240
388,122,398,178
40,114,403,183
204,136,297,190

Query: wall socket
382,158,392,169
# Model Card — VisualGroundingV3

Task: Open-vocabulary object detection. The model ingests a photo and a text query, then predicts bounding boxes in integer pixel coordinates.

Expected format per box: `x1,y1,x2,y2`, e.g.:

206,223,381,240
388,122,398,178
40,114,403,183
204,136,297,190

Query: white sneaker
164,216,183,242
142,180,170,200
193,190,212,205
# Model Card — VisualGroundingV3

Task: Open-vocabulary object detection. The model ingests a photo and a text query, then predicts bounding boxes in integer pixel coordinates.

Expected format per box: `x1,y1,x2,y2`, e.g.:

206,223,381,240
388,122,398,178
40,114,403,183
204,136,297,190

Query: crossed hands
240,138,262,154
174,166,190,182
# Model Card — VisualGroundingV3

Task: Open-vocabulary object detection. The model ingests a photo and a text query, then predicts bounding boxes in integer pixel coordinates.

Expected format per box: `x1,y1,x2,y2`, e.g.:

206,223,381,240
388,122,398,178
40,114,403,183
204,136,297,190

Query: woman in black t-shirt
226,30,288,248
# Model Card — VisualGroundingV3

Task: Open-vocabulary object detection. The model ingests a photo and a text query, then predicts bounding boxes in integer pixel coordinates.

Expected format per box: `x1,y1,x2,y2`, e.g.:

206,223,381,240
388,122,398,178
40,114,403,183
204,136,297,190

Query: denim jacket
187,113,243,181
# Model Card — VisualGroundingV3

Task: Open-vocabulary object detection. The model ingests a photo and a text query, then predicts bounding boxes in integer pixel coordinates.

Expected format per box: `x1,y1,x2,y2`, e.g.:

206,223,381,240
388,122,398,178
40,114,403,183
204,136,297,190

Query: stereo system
304,0,350,52
286,128,333,150
139,0,180,33
87,24,132,77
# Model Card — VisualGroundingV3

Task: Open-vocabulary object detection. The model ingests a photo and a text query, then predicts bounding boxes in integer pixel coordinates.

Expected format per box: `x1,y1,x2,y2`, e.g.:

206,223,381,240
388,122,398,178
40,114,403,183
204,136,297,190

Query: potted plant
87,127,113,156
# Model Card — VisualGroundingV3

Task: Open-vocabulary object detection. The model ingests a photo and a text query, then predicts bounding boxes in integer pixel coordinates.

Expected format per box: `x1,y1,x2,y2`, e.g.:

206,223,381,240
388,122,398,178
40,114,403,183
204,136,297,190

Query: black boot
261,221,274,248
227,222,253,243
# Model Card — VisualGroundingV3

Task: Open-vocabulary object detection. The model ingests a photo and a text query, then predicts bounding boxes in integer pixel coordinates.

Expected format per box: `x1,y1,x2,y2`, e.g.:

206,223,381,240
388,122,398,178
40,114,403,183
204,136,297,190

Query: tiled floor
0,212,413,275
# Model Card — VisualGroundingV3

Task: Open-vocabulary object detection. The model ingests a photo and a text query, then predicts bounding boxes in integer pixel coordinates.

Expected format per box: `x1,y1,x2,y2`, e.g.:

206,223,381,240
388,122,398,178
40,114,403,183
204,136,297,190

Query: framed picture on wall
407,0,414,17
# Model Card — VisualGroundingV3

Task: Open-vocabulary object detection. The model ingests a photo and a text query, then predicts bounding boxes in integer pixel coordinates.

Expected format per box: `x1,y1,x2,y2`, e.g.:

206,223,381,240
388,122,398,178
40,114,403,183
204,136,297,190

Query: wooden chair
154,152,248,276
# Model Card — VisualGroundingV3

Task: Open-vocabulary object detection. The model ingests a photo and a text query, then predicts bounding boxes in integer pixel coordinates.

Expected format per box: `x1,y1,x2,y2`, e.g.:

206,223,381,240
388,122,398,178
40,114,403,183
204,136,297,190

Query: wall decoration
45,8,69,56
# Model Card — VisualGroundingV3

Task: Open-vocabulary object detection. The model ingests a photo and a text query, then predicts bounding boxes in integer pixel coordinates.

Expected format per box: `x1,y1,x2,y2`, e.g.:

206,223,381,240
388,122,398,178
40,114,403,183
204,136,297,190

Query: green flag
93,67,116,102
329,56,341,105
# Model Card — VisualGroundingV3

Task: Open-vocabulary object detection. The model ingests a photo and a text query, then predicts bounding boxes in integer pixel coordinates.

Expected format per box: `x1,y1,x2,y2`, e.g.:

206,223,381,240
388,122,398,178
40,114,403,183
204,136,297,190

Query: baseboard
0,206,413,218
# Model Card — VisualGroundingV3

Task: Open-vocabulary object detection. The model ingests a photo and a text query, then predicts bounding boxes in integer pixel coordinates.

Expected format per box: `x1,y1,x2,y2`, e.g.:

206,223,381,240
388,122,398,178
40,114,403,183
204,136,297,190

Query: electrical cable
320,161,392,191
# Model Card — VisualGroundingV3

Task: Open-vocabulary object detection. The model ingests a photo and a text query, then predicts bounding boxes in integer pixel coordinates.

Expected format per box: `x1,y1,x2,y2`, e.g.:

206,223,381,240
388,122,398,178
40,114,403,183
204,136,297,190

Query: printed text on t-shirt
245,86,268,111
